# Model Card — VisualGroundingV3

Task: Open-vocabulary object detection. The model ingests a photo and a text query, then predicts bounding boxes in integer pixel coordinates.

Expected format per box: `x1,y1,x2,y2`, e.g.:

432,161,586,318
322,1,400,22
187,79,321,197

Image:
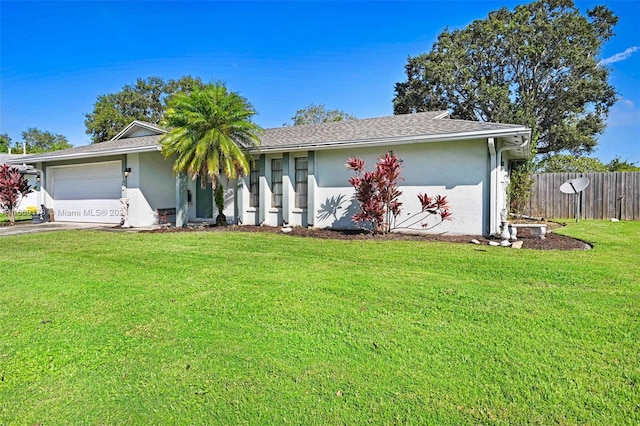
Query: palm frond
160,83,262,183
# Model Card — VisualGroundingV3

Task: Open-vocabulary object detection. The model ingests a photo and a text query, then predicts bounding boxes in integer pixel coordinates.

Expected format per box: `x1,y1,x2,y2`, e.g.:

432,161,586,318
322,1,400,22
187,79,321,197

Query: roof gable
110,120,167,141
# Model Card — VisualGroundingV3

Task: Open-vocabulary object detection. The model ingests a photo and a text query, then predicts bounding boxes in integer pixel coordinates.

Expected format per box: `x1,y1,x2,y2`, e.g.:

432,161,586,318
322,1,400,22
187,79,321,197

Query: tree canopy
1,129,71,154
17,128,72,153
393,0,618,156
606,158,640,172
84,76,206,143
160,83,262,185
0,134,11,153
536,155,640,172
288,103,356,126
536,154,608,173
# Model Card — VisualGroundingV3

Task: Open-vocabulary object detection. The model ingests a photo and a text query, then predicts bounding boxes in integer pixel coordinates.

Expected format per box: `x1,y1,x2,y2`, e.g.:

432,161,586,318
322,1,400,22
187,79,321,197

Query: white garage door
50,161,123,224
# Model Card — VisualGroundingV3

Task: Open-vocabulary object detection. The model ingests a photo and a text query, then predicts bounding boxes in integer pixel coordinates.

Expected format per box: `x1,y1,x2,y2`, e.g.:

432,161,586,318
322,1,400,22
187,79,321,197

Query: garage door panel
50,162,122,224
54,176,122,200
54,199,123,223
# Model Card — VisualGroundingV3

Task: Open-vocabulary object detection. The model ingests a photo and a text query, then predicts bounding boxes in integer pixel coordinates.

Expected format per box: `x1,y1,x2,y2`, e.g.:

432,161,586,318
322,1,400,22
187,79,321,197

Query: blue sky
1,1,638,163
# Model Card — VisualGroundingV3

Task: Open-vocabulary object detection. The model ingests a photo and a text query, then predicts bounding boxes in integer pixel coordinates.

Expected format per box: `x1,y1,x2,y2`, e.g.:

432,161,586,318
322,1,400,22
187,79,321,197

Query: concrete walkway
0,222,109,237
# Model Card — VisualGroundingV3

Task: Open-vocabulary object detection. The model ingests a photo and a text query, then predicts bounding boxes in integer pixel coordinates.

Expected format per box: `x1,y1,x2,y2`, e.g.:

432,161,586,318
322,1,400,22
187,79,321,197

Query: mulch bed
142,223,591,250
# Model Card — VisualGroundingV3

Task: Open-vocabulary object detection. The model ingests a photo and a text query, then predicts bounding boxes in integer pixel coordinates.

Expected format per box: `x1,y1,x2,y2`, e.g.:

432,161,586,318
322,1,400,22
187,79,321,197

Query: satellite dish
559,177,590,222
560,177,590,194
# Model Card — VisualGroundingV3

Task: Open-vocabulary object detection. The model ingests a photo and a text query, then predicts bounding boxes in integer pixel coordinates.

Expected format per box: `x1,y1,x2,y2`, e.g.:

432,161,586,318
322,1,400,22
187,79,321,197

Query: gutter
8,145,162,164
253,128,531,154
9,127,531,161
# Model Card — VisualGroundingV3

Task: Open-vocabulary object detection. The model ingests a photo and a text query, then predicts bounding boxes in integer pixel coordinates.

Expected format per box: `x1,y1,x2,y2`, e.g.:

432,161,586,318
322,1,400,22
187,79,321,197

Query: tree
536,154,608,173
14,128,72,153
0,164,32,224
84,76,206,143
393,0,618,156
536,155,640,172
606,158,640,172
0,133,11,153
160,83,262,189
289,103,356,126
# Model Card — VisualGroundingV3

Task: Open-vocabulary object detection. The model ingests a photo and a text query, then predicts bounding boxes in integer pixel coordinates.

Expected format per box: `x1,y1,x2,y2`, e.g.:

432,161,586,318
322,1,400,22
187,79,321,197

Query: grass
0,213,31,224
0,221,638,424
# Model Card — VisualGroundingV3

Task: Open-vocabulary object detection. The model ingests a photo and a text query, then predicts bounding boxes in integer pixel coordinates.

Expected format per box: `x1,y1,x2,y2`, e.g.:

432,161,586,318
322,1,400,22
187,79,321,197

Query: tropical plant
85,76,206,143
347,153,402,234
416,194,452,228
214,183,226,226
346,153,451,234
160,83,262,188
0,165,33,224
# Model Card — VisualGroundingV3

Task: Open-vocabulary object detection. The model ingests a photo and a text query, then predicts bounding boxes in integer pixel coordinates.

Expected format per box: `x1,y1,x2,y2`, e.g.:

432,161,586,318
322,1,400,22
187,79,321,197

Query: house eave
9,145,162,164
10,127,531,163
253,127,531,154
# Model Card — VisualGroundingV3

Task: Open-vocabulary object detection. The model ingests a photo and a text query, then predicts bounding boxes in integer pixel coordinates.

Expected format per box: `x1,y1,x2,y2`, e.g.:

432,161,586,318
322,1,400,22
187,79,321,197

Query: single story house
11,112,531,236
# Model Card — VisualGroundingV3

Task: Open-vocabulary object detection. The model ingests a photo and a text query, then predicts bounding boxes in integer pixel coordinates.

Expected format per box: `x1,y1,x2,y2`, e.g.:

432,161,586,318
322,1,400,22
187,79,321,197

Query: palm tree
160,83,262,185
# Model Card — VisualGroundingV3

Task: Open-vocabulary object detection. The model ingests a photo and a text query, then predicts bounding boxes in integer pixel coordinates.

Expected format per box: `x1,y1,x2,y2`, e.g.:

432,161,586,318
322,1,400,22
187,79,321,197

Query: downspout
488,138,497,236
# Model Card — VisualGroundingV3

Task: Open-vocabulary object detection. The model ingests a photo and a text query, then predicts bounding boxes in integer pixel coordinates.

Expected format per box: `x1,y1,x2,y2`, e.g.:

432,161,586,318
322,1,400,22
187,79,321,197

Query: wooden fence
525,172,640,221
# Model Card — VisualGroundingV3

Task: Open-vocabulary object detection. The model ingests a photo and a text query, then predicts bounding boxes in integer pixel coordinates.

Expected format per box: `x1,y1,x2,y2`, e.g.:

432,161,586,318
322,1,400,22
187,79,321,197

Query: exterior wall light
36,175,41,183
124,168,132,177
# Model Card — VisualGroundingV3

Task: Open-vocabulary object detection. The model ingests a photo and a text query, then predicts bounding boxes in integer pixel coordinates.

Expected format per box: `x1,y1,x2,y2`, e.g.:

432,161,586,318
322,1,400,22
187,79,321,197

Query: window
249,164,259,208
295,157,308,209
271,159,283,208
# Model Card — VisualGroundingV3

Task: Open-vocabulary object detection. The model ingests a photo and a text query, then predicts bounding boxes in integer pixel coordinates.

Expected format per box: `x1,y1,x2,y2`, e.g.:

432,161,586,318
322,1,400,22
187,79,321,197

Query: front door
195,183,213,218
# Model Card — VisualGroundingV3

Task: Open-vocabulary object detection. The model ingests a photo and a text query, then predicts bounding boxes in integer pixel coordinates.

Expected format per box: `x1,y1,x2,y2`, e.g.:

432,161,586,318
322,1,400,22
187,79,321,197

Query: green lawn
1,222,638,424
0,213,31,224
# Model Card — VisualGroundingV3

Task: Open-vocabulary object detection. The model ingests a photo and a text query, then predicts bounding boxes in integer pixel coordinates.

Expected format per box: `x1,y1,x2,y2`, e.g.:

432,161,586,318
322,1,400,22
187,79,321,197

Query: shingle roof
1,154,39,173
259,112,526,149
11,135,163,163
0,154,21,164
12,111,529,163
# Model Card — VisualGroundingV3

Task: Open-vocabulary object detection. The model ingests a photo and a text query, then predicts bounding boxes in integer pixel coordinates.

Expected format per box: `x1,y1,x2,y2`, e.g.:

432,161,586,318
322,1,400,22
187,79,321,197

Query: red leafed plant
417,193,452,229
0,164,32,225
347,153,452,234
347,152,403,234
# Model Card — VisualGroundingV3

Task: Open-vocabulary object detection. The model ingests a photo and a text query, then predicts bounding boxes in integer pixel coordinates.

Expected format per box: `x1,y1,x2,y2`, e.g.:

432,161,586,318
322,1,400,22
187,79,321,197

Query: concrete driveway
0,222,108,237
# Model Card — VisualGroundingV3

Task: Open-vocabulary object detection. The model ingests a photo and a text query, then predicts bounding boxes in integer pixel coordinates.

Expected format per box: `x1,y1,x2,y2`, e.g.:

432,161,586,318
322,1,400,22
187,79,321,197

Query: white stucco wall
127,152,176,227
218,178,237,224
313,140,489,235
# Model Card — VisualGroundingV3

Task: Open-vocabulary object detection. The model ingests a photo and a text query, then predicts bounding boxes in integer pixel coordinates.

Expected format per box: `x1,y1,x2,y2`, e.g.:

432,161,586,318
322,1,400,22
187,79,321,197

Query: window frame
271,158,283,208
249,164,260,208
294,157,308,209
